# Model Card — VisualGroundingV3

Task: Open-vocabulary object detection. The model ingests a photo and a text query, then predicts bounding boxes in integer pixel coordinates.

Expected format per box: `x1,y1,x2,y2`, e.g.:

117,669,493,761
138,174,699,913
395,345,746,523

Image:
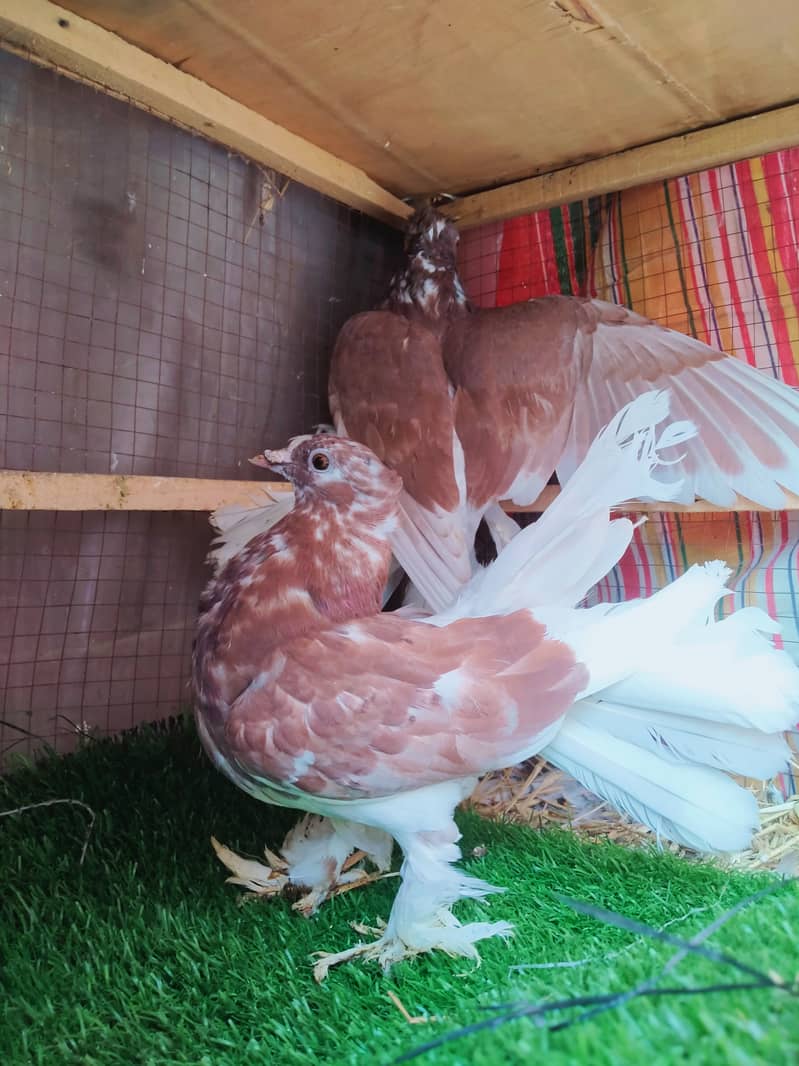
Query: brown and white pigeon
194,392,798,976
329,207,799,610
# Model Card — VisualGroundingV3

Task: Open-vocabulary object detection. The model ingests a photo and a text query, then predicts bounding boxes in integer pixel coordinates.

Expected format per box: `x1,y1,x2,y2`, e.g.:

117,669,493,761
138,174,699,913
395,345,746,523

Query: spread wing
443,298,586,510
557,299,799,508
223,611,587,801
446,295,799,512
329,310,474,609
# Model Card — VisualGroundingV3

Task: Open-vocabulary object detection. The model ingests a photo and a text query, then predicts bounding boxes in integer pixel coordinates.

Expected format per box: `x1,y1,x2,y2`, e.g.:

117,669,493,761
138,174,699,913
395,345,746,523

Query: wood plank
0,471,293,512
443,101,799,228
0,0,411,225
52,0,799,198
3,471,799,514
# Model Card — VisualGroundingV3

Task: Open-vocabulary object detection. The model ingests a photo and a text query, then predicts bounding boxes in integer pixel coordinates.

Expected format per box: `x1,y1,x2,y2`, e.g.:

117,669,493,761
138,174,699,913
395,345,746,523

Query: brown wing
445,294,799,511
329,311,458,511
329,311,475,609
557,299,799,508
224,611,587,800
443,297,588,510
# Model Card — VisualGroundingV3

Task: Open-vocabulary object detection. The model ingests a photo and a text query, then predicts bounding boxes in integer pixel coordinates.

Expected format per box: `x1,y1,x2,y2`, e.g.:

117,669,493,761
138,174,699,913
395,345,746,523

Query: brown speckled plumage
193,434,586,804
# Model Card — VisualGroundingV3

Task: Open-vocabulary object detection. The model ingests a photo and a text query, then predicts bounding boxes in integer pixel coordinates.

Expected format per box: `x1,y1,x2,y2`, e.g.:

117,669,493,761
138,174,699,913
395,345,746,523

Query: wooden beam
0,0,411,226
443,101,799,228
0,471,292,512
3,471,799,514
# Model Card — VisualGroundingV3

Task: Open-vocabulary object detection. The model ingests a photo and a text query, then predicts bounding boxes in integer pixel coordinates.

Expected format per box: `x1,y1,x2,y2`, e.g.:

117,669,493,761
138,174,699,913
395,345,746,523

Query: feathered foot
211,835,291,902
312,908,513,981
312,821,513,980
211,813,394,916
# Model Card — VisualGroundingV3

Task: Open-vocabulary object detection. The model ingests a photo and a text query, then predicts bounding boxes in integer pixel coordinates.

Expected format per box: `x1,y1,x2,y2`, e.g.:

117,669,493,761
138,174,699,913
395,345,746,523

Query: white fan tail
539,560,798,853
436,390,696,622
541,717,763,853
545,562,799,730
565,700,792,781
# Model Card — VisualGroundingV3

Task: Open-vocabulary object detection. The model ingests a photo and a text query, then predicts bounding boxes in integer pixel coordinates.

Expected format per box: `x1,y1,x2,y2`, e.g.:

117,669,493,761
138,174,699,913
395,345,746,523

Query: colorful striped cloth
459,151,799,794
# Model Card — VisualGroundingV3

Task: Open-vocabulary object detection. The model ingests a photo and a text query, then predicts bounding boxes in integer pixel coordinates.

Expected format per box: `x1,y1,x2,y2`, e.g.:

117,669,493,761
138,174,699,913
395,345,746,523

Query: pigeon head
386,206,469,317
251,434,403,516
403,206,460,261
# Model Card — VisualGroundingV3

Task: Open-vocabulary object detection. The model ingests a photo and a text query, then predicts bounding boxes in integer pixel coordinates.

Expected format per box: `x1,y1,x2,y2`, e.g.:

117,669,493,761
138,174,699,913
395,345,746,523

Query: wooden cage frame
2,0,799,518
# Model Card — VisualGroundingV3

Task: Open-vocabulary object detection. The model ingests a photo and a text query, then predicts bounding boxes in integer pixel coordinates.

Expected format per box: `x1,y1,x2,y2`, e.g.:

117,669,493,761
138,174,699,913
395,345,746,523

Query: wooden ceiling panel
20,0,799,198
593,0,799,119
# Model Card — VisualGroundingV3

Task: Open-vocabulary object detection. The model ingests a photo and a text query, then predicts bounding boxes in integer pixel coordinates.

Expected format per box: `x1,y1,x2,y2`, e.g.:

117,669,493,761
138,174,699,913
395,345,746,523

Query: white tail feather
540,561,799,730
537,559,798,852
426,393,799,853
436,390,696,621
540,562,733,693
567,700,792,780
541,718,761,853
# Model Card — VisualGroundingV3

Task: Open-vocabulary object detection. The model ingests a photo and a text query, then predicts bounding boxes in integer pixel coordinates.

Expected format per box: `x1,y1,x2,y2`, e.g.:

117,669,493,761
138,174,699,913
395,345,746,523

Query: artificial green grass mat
1,716,797,1066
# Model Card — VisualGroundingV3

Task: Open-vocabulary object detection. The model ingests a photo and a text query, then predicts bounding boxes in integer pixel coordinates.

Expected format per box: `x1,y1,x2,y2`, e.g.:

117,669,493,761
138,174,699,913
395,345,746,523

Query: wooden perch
0,471,291,512
2,470,798,514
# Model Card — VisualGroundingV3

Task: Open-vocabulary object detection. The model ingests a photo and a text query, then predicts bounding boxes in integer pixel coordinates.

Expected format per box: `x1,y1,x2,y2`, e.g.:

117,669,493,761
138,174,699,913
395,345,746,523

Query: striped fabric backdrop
458,151,799,794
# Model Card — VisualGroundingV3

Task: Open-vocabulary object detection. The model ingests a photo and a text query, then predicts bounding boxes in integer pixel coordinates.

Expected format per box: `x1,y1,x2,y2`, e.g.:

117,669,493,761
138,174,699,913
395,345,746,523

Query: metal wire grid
0,53,400,762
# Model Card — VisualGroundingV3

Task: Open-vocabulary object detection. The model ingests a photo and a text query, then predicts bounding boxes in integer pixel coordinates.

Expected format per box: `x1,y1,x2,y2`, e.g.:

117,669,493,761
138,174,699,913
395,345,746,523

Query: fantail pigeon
194,392,798,976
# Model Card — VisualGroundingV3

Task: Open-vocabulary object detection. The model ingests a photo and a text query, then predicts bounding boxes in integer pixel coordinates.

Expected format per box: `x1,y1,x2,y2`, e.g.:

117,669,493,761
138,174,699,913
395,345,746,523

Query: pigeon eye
311,451,330,471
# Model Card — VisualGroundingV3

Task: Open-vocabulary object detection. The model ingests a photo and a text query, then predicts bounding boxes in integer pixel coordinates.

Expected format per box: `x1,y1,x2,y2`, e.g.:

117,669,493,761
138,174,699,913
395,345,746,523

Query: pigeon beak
249,447,294,479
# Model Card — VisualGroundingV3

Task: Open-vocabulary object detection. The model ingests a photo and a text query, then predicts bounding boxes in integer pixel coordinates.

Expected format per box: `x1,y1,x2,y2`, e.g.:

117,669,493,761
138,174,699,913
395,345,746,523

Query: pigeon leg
312,818,512,979
212,813,394,916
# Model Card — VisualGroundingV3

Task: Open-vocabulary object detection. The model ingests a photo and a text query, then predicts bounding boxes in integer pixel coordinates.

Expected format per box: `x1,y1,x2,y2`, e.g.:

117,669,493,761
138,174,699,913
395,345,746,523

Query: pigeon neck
277,503,396,626
198,500,393,647
385,254,470,321
193,505,395,717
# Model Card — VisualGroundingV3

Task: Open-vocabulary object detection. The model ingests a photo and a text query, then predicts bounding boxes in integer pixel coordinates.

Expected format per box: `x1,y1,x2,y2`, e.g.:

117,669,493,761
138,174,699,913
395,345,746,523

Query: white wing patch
289,750,316,782
433,668,469,707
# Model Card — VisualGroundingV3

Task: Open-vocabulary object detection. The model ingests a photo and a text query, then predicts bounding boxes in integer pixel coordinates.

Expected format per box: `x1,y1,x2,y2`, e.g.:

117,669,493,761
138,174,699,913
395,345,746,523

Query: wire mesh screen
0,53,400,764
458,160,799,666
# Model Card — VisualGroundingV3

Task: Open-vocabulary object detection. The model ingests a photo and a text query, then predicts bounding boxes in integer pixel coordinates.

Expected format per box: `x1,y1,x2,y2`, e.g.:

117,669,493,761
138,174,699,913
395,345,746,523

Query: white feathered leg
213,814,394,915
312,815,511,979
379,822,512,962
284,815,394,915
